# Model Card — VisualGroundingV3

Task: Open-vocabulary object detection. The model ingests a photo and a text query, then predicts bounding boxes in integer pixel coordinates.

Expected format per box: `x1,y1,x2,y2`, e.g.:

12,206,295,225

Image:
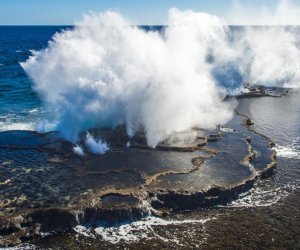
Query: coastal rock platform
0,113,276,247
238,85,289,98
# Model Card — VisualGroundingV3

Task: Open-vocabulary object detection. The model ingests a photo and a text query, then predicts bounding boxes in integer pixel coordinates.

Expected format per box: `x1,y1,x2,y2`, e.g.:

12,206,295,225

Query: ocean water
0,25,164,133
0,26,300,249
15,91,298,250
0,26,70,131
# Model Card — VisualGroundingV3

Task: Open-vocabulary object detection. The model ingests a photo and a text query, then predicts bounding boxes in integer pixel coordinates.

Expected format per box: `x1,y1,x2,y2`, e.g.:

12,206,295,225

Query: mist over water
21,8,300,147
2,2,300,248
237,26,300,87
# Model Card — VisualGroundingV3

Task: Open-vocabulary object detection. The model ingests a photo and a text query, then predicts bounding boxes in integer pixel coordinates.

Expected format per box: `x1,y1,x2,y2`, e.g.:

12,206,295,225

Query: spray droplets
21,8,300,147
73,144,85,156
85,132,110,154
72,133,110,155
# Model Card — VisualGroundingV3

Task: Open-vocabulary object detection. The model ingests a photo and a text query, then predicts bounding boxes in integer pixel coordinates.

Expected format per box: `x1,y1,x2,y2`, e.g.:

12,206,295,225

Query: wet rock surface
238,84,289,98
0,113,276,247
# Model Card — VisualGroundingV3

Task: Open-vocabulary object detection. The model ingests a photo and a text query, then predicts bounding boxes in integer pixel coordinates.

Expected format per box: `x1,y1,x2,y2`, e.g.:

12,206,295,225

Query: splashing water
36,119,57,133
73,144,85,156
85,132,110,154
21,8,300,146
275,137,300,160
21,9,235,146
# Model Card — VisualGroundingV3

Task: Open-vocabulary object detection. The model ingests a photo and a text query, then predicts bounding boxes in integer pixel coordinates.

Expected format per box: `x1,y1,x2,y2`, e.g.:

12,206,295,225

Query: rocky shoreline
0,106,277,247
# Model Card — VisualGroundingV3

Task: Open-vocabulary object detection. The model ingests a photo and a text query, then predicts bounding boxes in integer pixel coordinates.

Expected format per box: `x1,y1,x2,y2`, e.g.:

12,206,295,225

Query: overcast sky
0,0,300,25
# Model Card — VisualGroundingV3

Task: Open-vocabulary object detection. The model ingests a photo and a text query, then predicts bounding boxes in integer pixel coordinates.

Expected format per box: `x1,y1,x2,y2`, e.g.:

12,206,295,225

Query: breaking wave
0,122,35,131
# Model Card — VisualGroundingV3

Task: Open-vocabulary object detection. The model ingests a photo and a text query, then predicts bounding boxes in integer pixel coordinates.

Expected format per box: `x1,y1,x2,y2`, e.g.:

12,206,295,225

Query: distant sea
0,26,72,131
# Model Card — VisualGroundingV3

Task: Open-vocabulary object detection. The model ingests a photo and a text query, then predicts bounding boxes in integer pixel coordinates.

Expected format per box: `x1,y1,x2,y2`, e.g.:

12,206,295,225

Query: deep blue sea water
0,26,71,131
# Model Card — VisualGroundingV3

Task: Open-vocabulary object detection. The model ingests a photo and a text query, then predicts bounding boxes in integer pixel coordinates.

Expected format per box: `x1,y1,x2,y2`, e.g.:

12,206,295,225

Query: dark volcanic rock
0,112,277,247
244,117,254,126
237,84,289,98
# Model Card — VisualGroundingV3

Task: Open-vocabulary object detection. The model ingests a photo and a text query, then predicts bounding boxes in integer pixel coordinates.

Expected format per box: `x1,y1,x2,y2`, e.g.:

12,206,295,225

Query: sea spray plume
21,9,235,147
225,0,300,88
85,132,109,154
137,9,235,146
73,144,85,156
228,0,300,26
238,26,300,88
36,119,57,133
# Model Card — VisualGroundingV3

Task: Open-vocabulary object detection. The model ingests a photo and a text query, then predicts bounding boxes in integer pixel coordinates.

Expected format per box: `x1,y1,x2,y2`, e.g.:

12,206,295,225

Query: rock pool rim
0,111,277,247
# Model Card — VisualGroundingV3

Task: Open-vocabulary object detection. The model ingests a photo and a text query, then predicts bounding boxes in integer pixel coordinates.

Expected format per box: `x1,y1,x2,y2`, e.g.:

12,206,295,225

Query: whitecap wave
0,122,35,131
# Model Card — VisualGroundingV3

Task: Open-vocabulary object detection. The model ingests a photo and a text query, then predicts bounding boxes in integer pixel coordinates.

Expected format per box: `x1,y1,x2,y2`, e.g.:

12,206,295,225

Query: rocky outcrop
0,112,277,247
237,85,289,98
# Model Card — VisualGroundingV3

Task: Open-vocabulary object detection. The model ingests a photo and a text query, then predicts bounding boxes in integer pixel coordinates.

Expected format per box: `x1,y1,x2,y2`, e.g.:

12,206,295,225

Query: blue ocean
0,25,168,133
0,26,70,131
0,24,300,249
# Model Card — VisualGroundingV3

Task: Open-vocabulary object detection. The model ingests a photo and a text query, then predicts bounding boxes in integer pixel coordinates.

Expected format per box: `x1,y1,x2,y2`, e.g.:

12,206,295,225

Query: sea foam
74,216,212,244
274,137,300,160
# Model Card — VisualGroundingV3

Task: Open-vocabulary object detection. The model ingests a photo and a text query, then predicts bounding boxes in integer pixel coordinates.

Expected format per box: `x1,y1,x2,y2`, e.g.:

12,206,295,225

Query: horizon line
1,24,300,27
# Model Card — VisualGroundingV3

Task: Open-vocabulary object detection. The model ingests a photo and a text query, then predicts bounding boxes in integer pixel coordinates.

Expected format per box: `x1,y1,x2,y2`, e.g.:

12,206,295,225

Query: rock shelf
0,112,276,247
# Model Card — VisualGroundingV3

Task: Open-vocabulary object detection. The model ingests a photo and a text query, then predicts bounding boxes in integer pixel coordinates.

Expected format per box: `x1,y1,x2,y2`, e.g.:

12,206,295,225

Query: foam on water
28,108,39,113
224,180,299,208
74,216,212,244
274,137,300,160
0,122,35,131
0,243,39,250
0,108,52,133
223,137,300,207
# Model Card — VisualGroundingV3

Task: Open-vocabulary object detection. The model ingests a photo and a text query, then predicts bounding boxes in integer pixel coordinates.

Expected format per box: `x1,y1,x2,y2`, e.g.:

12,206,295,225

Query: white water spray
85,132,110,154
21,6,300,146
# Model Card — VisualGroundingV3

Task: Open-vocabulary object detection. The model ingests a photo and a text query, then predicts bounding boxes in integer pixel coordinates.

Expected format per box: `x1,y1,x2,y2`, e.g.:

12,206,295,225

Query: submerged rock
0,112,276,247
